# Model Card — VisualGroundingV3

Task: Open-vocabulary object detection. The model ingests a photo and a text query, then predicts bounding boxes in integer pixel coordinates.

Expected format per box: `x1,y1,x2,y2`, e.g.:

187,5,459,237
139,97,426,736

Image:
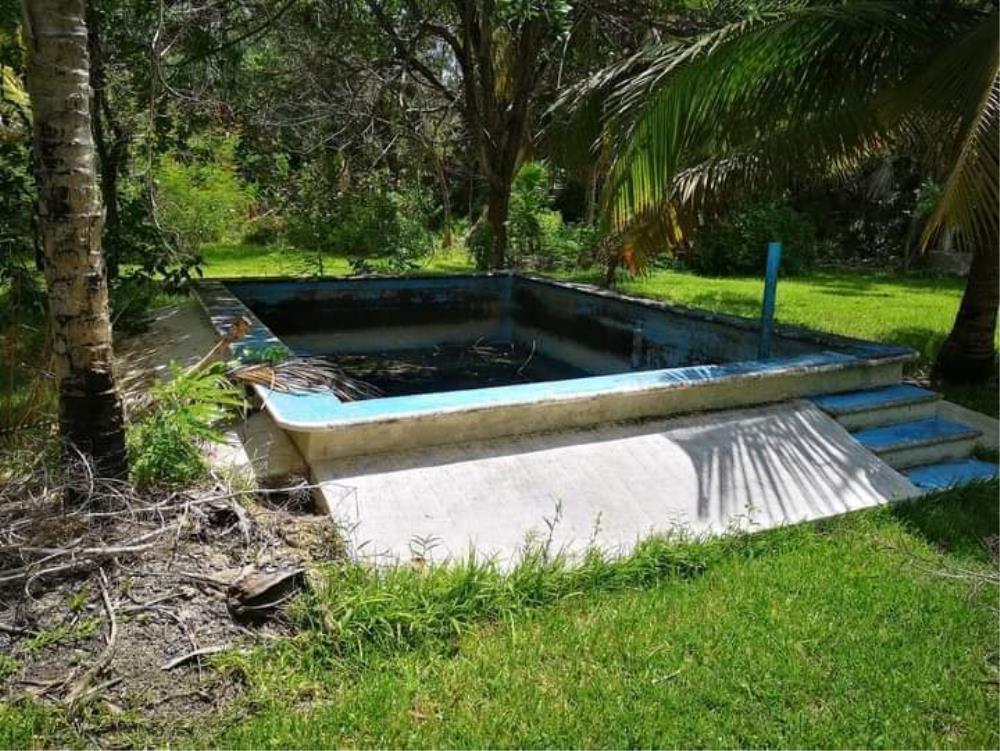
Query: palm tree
22,0,127,477
586,1,997,382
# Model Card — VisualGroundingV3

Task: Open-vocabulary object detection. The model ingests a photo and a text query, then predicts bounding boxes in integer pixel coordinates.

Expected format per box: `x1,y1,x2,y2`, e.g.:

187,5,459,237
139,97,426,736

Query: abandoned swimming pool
194,274,915,462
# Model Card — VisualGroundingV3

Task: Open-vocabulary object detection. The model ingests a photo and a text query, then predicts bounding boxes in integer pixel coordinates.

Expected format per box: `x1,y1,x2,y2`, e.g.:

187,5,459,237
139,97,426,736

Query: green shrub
502,160,597,270
288,170,433,273
154,134,255,252
537,210,599,270
691,201,817,276
109,274,159,335
242,213,287,246
127,363,243,488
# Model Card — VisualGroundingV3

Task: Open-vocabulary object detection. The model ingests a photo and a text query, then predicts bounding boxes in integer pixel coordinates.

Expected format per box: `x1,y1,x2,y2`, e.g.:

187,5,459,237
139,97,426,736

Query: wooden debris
161,644,231,671
226,567,305,622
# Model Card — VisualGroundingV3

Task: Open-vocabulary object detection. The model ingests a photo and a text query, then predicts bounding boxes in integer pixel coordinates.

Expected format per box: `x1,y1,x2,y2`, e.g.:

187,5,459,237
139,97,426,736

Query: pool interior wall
224,274,836,394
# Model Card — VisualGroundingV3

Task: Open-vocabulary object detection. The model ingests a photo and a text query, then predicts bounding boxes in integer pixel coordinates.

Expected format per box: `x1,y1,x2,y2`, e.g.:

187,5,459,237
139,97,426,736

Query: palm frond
909,13,1000,251
671,102,890,213
595,2,969,240
923,70,999,251
228,358,380,401
0,64,28,109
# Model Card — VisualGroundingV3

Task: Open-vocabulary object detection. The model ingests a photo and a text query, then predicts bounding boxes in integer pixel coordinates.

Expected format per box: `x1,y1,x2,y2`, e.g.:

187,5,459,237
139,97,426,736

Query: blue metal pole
758,241,782,359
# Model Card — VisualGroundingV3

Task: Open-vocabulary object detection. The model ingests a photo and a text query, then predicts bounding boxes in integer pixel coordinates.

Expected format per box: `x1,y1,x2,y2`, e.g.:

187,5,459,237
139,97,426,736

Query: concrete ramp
314,401,917,566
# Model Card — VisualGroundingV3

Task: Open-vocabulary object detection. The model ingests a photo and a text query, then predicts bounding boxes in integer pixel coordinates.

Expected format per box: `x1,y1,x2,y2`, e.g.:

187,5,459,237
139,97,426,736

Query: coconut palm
21,0,127,477
586,0,998,381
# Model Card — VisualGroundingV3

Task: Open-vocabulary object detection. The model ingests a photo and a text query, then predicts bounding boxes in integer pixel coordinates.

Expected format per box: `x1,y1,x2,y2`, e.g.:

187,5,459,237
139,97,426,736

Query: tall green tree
22,0,127,476
591,1,998,381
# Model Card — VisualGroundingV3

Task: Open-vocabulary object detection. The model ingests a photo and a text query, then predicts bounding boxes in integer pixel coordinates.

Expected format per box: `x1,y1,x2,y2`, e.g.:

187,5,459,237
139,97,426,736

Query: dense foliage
288,170,434,273
690,202,817,276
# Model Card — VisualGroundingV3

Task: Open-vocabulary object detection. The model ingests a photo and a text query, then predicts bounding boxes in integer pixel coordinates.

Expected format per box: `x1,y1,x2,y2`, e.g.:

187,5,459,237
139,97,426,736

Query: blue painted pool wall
512,276,820,371
227,275,513,355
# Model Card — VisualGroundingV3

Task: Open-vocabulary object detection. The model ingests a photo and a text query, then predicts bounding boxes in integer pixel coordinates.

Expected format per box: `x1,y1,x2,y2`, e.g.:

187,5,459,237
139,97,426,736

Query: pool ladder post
758,241,782,360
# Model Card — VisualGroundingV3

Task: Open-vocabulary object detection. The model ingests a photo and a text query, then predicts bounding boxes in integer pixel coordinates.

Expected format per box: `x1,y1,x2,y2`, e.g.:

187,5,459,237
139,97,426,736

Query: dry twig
161,644,231,671
66,569,119,707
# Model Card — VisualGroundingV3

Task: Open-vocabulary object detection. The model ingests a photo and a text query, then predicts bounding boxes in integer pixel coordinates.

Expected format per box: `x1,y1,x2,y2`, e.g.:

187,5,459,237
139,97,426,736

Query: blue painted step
905,459,1000,490
855,418,979,454
811,384,938,416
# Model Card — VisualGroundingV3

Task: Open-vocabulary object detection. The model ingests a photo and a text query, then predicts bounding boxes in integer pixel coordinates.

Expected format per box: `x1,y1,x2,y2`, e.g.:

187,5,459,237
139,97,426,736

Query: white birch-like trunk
22,0,127,478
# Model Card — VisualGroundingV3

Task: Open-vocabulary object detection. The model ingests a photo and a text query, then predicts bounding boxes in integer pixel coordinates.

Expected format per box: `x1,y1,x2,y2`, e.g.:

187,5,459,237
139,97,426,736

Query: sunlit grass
10,484,991,748
615,269,973,369
198,242,472,279
197,242,352,278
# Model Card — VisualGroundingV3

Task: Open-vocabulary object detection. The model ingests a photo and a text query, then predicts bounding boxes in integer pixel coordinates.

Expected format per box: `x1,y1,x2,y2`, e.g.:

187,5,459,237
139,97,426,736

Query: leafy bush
127,363,243,488
288,170,433,273
537,211,599,270
109,274,159,335
499,160,597,270
242,213,286,246
0,134,35,261
691,201,817,276
154,134,255,253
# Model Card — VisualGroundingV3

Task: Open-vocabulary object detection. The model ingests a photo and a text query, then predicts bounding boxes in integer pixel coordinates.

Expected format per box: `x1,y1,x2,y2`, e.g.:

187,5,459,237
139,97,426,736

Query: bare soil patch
0,445,341,745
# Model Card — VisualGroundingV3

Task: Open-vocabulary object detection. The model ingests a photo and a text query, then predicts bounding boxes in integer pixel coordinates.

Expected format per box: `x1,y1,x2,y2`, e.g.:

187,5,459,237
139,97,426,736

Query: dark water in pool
330,341,590,398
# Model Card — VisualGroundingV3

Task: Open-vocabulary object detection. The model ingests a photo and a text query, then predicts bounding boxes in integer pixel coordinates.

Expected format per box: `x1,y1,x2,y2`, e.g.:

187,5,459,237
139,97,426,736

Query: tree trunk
22,0,127,478
584,166,598,225
87,1,128,280
934,242,999,383
485,179,509,269
602,250,620,288
434,154,452,249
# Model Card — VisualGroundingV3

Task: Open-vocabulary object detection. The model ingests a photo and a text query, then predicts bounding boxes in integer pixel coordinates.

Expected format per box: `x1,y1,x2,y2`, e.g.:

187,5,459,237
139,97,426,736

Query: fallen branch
0,621,37,637
188,316,252,375
161,644,231,671
0,526,175,586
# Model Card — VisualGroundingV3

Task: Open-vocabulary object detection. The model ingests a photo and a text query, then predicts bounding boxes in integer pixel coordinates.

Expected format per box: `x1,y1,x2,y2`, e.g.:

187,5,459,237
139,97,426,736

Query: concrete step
904,458,1000,491
854,417,980,469
811,384,940,430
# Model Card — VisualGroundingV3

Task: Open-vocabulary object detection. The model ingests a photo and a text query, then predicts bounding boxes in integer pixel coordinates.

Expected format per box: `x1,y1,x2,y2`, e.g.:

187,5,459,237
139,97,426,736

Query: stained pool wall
226,274,858,375
227,276,511,355
510,277,823,374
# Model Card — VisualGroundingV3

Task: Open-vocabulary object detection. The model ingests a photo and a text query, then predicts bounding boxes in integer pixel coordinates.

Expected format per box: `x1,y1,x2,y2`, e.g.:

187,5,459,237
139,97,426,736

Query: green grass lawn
616,270,968,368
198,242,472,278
212,486,998,750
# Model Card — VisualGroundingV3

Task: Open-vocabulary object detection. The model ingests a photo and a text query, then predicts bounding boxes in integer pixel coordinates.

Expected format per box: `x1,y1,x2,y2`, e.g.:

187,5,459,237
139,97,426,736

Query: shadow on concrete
666,403,908,531
115,303,218,395
317,402,915,564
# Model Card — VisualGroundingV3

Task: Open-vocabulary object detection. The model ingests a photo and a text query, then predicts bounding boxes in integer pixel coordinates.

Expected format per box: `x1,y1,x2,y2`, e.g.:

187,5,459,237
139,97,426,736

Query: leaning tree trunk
934,242,999,383
22,0,127,478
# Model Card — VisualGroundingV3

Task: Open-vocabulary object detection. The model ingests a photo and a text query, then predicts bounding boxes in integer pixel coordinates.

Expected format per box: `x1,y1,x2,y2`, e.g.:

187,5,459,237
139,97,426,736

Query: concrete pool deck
313,400,917,565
